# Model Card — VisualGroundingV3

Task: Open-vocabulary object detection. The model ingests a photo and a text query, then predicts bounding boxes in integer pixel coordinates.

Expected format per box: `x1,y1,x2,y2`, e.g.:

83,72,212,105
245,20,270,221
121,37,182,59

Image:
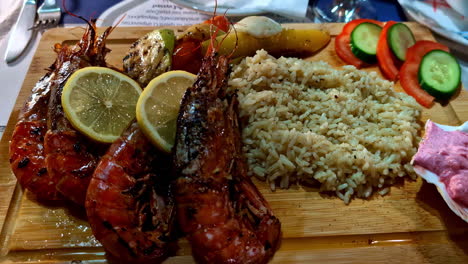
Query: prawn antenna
208,13,217,55
212,9,237,60
207,0,221,56
225,20,238,60
62,0,94,31
211,0,218,26
177,44,201,57
109,14,127,35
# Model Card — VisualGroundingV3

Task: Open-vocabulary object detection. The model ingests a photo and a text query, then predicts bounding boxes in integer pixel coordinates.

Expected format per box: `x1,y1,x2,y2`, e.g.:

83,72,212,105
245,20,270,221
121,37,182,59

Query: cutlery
458,31,468,40
34,0,61,29
4,0,37,64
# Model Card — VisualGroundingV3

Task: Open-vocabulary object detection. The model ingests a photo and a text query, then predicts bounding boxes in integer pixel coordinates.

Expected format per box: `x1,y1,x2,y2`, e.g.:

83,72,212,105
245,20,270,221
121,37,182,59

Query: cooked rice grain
229,50,422,204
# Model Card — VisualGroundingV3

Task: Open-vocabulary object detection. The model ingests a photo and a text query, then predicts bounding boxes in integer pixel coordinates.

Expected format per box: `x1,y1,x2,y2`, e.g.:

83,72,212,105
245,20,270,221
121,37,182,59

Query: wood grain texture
0,23,467,263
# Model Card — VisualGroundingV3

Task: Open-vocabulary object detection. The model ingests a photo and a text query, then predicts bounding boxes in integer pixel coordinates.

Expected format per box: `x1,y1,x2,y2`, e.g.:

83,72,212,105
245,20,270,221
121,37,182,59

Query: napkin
0,0,22,40
397,0,467,44
195,0,309,18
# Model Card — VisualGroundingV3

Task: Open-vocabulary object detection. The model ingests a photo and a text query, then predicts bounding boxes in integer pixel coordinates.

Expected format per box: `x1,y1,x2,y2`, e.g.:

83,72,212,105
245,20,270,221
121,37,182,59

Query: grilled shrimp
173,52,282,262
43,20,113,205
86,121,175,263
9,72,59,201
86,32,177,262
9,21,111,202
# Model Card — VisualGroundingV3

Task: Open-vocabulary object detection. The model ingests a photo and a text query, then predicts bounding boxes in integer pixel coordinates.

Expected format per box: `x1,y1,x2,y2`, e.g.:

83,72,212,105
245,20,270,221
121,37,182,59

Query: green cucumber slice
419,50,461,100
350,22,382,64
387,23,416,61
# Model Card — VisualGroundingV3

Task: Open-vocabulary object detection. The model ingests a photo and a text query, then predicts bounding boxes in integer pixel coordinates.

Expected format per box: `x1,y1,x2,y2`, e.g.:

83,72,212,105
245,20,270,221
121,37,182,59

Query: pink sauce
413,121,468,207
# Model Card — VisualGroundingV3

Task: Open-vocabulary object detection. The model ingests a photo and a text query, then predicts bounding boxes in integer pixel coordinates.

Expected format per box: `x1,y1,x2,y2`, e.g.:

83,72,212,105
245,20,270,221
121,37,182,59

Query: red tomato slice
335,19,382,68
400,61,435,108
335,34,365,68
405,40,449,62
172,40,203,74
203,16,230,32
341,19,383,35
376,21,400,81
399,40,450,108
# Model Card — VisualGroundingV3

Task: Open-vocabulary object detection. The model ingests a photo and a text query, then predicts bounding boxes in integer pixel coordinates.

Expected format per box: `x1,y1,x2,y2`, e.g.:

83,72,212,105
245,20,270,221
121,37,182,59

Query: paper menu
118,0,211,27
98,0,311,27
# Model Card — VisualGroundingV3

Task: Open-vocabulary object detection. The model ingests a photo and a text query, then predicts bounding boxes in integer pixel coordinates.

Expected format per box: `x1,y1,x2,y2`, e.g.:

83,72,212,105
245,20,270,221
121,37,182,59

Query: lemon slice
136,70,196,153
62,67,142,143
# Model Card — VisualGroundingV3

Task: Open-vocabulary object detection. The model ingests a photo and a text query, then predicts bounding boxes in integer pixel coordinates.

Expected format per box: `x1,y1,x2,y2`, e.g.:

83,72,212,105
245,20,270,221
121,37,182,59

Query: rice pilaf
229,50,422,204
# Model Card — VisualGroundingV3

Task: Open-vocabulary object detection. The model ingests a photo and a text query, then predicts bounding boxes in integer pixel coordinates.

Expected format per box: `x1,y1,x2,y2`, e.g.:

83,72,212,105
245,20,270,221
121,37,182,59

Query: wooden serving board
1,23,467,263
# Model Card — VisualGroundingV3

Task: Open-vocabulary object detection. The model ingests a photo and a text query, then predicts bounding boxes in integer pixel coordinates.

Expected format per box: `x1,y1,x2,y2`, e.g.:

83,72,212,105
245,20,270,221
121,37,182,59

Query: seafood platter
0,15,467,263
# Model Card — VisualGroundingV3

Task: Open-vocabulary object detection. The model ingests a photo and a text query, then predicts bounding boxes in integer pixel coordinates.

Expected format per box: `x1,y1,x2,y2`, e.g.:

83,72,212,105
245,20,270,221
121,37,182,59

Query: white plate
397,0,468,47
97,0,149,27
169,0,263,16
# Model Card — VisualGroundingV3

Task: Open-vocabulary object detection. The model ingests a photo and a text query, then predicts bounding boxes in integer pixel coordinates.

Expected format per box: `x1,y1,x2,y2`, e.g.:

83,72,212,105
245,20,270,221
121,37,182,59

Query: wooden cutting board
1,23,467,263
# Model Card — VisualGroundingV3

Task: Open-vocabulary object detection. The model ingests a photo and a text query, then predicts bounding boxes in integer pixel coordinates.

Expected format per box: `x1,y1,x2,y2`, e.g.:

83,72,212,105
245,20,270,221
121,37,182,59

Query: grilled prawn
86,31,177,263
43,21,112,205
173,51,282,262
9,21,112,203
85,122,175,263
9,72,58,200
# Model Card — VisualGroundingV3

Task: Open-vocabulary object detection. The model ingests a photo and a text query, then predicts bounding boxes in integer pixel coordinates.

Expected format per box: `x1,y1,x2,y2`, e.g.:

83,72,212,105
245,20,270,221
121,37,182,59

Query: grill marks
123,30,172,86
17,158,30,168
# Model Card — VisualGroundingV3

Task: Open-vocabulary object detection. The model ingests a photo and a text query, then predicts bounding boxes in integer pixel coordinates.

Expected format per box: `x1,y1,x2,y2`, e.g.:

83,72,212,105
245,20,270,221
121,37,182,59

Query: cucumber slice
419,50,461,100
350,22,382,64
387,23,416,61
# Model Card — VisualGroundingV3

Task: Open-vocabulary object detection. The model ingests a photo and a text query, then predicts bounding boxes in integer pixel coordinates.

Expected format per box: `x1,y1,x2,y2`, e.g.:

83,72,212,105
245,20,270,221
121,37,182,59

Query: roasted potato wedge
201,29,330,58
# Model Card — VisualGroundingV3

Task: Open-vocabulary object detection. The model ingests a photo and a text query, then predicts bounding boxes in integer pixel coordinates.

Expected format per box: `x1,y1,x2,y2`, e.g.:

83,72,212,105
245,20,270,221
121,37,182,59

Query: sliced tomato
399,40,450,108
335,19,382,68
203,16,230,32
376,21,400,81
400,61,435,108
341,19,383,35
335,34,365,68
172,40,203,74
405,40,449,62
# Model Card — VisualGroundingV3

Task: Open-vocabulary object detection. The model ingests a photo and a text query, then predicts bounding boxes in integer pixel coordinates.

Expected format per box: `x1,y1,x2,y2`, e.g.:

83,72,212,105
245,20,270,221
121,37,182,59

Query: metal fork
458,31,468,40
34,0,61,29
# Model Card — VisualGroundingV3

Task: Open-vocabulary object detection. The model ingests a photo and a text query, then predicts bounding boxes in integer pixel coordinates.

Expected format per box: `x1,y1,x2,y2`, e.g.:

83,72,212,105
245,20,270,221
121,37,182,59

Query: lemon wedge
136,70,196,153
62,67,142,143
